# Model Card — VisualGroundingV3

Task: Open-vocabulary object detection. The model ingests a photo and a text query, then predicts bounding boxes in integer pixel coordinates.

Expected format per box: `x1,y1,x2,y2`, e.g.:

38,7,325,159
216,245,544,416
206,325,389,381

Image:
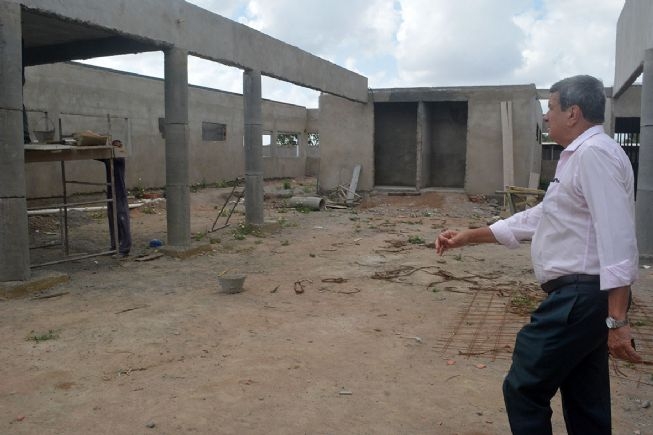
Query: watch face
606,317,627,329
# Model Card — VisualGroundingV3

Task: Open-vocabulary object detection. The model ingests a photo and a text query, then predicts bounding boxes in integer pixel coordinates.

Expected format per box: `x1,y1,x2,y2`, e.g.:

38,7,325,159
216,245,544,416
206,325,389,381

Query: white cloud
395,0,526,86
184,0,245,18
188,57,243,94
512,0,625,88
79,0,626,106
241,0,400,60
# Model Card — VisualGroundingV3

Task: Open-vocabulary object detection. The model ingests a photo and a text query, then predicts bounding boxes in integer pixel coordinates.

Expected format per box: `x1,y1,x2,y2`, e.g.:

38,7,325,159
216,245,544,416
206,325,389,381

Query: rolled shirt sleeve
489,203,542,249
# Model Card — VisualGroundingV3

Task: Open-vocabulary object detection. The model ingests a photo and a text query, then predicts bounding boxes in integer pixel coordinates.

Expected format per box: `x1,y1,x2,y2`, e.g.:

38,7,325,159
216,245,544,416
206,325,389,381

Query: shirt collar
563,125,604,152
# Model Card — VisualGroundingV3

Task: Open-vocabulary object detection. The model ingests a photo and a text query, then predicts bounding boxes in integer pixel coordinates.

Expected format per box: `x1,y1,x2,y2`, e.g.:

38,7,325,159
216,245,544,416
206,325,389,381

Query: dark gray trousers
503,283,610,434
103,158,132,255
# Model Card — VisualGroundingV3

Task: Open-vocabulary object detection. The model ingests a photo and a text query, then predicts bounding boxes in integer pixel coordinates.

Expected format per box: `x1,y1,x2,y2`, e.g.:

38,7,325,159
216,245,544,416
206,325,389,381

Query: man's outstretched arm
435,227,497,255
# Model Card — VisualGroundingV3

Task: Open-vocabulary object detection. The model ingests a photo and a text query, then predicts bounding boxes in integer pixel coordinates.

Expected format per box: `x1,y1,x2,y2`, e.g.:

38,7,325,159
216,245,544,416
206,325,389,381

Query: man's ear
567,105,582,125
570,104,583,121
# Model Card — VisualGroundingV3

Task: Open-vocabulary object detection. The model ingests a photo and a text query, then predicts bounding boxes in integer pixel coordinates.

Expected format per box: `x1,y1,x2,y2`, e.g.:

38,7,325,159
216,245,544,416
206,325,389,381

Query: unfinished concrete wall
261,100,310,179
614,85,642,118
374,102,418,186
417,102,432,189
426,101,468,188
466,86,540,194
304,109,320,177
318,94,374,193
369,86,539,195
614,0,653,96
23,62,312,198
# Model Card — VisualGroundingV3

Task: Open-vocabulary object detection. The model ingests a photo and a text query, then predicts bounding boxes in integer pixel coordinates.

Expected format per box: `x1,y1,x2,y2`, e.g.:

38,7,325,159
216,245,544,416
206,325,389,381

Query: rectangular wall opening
424,101,468,188
373,102,418,187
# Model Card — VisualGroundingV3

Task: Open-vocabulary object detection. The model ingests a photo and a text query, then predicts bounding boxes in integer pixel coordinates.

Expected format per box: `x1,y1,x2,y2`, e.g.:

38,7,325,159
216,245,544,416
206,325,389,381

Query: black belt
541,274,600,294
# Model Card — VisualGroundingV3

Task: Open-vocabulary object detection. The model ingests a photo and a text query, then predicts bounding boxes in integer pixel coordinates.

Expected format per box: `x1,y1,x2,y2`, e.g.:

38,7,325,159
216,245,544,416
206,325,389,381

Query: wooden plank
24,145,114,163
500,101,514,188
346,165,361,203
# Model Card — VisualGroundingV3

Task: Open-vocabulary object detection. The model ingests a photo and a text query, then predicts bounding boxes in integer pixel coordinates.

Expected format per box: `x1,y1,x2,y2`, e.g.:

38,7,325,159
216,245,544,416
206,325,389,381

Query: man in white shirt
435,75,641,434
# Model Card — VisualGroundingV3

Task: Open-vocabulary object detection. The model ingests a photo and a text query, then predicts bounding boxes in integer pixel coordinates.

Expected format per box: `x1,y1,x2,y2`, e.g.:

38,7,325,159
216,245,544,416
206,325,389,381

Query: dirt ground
2,178,652,435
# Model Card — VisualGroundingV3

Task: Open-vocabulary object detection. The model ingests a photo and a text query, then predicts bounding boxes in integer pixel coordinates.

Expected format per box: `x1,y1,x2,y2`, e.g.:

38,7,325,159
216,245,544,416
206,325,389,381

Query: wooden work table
24,144,122,163
24,144,122,267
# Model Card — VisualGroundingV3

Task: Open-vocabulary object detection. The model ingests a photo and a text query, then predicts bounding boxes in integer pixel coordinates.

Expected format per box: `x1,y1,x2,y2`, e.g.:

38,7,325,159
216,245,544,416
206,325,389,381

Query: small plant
408,235,425,245
132,186,145,199
295,205,312,214
283,179,292,190
509,290,542,316
26,329,59,343
232,222,262,240
89,211,104,220
142,206,156,215
453,253,463,261
190,179,208,193
192,232,206,241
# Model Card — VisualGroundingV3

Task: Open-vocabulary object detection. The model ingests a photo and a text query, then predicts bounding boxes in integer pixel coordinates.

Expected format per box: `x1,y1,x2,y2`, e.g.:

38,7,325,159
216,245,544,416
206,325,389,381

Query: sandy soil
2,178,652,435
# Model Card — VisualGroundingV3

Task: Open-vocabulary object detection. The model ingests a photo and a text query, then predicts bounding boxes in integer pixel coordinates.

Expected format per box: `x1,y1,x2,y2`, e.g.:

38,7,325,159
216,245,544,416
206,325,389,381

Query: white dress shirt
490,125,639,290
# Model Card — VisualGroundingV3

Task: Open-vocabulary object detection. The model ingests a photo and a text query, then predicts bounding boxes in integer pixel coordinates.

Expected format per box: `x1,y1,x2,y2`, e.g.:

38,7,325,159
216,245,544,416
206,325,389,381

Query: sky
82,0,626,108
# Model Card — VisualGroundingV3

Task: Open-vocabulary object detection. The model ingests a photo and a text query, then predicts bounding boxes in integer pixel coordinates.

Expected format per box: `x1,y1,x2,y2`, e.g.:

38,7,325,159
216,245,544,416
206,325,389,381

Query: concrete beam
614,1,653,97
24,36,157,66
11,0,368,102
0,1,30,281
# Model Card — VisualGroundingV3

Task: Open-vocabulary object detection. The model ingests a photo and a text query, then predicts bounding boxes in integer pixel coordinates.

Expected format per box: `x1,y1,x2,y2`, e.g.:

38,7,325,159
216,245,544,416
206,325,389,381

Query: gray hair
549,75,606,123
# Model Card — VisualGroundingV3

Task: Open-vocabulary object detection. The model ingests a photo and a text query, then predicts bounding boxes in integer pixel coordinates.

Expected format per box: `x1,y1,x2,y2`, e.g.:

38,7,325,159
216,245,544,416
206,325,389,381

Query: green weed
26,329,59,343
232,223,263,240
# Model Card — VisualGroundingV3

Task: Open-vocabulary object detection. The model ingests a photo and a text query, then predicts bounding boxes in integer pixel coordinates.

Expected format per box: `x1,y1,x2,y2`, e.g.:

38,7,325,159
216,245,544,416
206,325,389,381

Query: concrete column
243,69,264,225
637,48,653,260
270,128,278,158
164,47,191,247
0,2,30,281
416,101,426,190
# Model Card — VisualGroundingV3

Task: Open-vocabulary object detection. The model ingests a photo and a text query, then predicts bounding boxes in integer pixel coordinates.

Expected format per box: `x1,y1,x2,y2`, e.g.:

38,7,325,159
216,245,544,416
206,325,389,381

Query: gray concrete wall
369,86,540,195
374,102,418,186
613,85,642,118
318,94,374,193
260,100,310,179
426,101,468,188
12,0,367,102
417,102,432,189
466,87,540,194
614,0,653,96
23,62,313,198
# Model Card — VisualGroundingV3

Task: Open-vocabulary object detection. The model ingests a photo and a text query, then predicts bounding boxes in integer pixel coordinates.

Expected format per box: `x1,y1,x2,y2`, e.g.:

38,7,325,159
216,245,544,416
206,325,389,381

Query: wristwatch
605,316,629,329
